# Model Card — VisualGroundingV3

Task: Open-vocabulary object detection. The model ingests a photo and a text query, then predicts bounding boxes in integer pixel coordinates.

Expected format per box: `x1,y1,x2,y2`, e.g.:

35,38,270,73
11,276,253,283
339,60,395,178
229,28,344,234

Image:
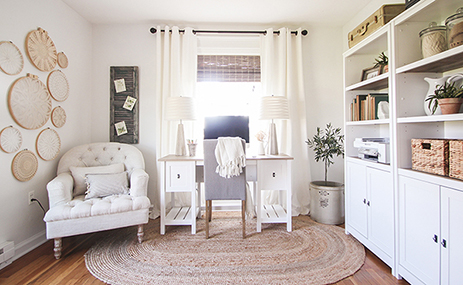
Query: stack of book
350,93,388,121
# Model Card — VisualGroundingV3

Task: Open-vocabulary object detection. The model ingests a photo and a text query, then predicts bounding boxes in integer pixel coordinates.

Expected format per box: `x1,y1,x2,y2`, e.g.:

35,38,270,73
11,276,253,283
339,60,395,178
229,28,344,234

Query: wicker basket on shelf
411,139,449,176
450,140,463,180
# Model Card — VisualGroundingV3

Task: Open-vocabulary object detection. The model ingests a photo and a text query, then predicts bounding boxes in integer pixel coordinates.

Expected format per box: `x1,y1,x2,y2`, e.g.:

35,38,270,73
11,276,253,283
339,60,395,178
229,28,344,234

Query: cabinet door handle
441,239,447,248
272,172,276,178
367,201,370,206
177,174,181,179
363,198,367,204
433,234,438,243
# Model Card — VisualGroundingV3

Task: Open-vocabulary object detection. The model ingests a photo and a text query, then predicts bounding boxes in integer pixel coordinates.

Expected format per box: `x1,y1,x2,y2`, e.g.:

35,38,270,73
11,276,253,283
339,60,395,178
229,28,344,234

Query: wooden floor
0,219,409,285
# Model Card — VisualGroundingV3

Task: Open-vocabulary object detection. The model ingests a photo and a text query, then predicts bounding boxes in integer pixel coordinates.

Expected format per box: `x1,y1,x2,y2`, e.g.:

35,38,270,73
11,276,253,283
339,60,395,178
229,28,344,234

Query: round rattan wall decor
51,106,66,128
0,41,24,75
8,74,52,130
57,52,68,68
47,70,69,102
36,128,61,161
25,27,57,72
0,126,22,153
12,149,38,182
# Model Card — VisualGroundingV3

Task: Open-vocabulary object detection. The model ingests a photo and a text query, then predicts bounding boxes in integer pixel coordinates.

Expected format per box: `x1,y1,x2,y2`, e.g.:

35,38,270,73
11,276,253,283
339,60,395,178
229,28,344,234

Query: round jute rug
85,213,364,284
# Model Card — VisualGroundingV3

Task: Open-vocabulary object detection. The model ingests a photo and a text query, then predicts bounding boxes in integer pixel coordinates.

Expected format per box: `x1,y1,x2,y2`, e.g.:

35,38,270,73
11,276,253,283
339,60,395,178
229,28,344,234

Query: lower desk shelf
165,206,200,225
261,204,288,223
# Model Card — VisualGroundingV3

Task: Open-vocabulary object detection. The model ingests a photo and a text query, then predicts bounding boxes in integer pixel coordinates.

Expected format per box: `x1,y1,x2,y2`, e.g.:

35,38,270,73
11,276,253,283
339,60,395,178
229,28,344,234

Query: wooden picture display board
110,66,139,144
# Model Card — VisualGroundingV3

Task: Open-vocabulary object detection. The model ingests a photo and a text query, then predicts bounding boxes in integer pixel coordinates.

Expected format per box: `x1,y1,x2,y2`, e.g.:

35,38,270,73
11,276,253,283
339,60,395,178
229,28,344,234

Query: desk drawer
258,160,288,190
165,161,195,191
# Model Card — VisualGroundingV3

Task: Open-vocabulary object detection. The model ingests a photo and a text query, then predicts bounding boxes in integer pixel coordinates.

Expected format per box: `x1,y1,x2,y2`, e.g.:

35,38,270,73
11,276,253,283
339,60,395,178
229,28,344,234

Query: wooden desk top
158,154,294,162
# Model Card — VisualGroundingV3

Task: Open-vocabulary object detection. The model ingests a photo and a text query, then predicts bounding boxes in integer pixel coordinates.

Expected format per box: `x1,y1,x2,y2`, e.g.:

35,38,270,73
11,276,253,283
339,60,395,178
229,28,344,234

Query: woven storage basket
449,140,463,180
411,139,449,176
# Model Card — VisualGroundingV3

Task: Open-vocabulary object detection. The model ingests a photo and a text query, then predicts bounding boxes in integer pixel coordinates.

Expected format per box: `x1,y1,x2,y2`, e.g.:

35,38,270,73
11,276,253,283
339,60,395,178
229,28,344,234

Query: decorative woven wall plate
8,74,52,130
0,41,24,75
47,70,69,102
25,27,57,72
51,106,66,128
36,128,61,160
12,149,38,182
0,126,22,153
57,52,68,68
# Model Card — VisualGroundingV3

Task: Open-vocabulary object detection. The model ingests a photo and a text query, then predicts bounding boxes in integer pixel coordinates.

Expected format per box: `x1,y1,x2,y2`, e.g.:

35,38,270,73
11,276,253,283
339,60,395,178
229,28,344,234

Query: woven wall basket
8,74,52,130
25,27,57,72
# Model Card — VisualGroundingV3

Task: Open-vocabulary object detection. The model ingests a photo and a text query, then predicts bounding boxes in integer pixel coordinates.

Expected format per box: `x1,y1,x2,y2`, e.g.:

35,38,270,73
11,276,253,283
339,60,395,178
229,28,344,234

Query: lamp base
267,122,279,155
175,123,187,156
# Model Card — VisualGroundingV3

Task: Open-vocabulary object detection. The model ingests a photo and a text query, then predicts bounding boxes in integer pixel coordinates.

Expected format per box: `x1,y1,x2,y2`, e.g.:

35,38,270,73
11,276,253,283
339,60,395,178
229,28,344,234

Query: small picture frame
115,121,128,136
361,66,381,81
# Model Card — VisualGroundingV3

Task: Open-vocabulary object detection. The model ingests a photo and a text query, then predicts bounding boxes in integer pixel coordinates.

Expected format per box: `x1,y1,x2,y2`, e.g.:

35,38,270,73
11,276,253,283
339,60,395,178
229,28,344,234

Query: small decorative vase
257,141,265,155
438,98,463,115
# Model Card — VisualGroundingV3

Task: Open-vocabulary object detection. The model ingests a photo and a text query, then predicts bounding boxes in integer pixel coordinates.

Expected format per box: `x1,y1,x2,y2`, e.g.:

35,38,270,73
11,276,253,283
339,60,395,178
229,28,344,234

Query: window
195,55,265,145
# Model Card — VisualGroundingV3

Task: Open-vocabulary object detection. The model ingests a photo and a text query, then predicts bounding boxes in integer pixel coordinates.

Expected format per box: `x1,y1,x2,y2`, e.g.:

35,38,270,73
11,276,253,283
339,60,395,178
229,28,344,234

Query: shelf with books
348,93,389,122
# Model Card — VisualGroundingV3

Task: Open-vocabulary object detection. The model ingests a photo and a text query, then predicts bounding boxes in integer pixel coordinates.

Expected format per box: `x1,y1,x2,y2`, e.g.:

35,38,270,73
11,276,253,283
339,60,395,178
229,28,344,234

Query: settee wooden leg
54,238,62,259
137,225,144,243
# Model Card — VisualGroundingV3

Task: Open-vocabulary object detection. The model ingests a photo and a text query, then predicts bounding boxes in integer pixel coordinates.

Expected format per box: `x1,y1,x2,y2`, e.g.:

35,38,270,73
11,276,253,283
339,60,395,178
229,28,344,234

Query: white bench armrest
47,173,74,208
130,168,149,197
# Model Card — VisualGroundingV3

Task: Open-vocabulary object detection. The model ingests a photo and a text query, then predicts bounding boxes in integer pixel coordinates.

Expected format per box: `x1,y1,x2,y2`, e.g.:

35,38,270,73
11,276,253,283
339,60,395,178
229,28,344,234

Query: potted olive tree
306,123,345,224
426,81,463,115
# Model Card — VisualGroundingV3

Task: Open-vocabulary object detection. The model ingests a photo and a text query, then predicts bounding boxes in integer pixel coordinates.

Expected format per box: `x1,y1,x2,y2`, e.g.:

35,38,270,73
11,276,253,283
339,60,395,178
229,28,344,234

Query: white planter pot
309,181,345,225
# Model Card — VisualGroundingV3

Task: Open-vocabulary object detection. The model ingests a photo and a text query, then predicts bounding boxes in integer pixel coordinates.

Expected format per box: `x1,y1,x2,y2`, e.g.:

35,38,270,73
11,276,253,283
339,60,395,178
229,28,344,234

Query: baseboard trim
11,230,47,263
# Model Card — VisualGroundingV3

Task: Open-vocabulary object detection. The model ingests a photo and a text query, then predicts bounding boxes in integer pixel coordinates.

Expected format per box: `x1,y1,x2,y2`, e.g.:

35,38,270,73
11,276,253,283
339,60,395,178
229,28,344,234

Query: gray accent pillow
84,172,129,199
70,163,125,195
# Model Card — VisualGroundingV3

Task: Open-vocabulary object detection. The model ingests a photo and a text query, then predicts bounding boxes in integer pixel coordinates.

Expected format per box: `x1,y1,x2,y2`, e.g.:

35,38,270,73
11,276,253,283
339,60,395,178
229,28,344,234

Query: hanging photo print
114,78,126,93
115,121,127,136
123,96,137,111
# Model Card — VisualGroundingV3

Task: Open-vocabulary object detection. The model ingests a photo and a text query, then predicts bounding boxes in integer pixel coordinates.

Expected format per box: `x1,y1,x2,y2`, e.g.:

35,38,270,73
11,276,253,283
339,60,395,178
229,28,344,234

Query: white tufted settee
43,142,151,259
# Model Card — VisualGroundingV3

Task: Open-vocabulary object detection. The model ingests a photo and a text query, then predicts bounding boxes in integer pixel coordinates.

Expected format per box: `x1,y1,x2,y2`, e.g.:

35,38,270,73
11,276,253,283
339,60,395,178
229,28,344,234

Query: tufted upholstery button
110,157,114,161
103,147,107,151
118,147,121,151
95,158,98,161
88,148,92,151
78,157,82,161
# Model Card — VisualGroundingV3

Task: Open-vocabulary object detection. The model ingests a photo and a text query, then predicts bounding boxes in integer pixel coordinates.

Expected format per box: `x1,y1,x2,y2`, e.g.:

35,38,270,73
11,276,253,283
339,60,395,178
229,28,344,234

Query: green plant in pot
425,81,463,115
373,52,389,73
306,123,345,225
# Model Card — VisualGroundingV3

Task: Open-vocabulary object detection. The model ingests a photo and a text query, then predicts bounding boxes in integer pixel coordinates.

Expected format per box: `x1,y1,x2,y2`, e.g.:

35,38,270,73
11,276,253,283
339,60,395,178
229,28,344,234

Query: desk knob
177,174,181,179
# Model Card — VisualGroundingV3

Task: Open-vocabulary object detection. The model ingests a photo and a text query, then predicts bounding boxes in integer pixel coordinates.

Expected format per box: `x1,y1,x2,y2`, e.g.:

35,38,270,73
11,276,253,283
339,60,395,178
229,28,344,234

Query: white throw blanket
215,137,246,178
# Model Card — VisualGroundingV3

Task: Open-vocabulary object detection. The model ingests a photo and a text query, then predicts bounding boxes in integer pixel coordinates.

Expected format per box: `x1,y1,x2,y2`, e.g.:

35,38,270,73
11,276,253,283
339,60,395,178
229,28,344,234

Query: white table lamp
165,97,196,156
259,95,289,155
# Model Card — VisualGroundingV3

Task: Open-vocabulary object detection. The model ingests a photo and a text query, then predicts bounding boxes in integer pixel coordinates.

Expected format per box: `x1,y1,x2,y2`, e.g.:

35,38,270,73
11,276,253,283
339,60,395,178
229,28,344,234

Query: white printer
353,137,390,164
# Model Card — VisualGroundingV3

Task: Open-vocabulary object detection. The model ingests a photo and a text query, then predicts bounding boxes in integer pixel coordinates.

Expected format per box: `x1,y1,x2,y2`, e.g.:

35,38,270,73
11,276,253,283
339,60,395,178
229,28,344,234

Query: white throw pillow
70,163,125,195
85,172,129,199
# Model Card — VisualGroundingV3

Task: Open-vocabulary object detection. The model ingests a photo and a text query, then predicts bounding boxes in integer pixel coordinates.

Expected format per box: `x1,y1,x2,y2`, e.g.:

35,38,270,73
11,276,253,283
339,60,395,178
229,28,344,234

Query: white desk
158,154,293,234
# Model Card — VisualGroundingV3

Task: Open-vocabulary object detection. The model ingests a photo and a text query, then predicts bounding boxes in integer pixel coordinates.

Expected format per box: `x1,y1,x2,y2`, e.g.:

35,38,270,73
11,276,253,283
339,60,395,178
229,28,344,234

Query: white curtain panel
261,28,310,215
155,26,198,212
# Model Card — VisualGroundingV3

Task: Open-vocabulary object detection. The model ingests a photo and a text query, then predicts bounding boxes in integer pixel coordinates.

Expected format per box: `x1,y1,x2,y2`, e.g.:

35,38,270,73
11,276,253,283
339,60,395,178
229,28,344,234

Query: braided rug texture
85,213,364,284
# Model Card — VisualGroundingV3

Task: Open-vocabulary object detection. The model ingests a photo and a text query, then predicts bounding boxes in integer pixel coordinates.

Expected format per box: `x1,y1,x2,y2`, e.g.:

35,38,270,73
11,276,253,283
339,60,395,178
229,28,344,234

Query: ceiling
62,0,372,27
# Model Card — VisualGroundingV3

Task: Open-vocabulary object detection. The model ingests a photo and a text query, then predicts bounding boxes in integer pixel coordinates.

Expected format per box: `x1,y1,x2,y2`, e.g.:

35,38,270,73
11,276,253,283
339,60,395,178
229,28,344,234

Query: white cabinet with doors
346,158,393,267
344,0,463,281
399,173,463,285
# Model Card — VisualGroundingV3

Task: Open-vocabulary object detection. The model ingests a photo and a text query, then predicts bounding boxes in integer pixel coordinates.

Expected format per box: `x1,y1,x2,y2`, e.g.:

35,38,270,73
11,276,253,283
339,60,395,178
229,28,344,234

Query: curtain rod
149,27,308,36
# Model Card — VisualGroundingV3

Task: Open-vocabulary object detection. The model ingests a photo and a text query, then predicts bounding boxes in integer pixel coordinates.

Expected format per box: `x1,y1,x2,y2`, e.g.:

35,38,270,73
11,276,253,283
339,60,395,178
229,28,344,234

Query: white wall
91,24,158,213
0,0,92,263
303,26,345,183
